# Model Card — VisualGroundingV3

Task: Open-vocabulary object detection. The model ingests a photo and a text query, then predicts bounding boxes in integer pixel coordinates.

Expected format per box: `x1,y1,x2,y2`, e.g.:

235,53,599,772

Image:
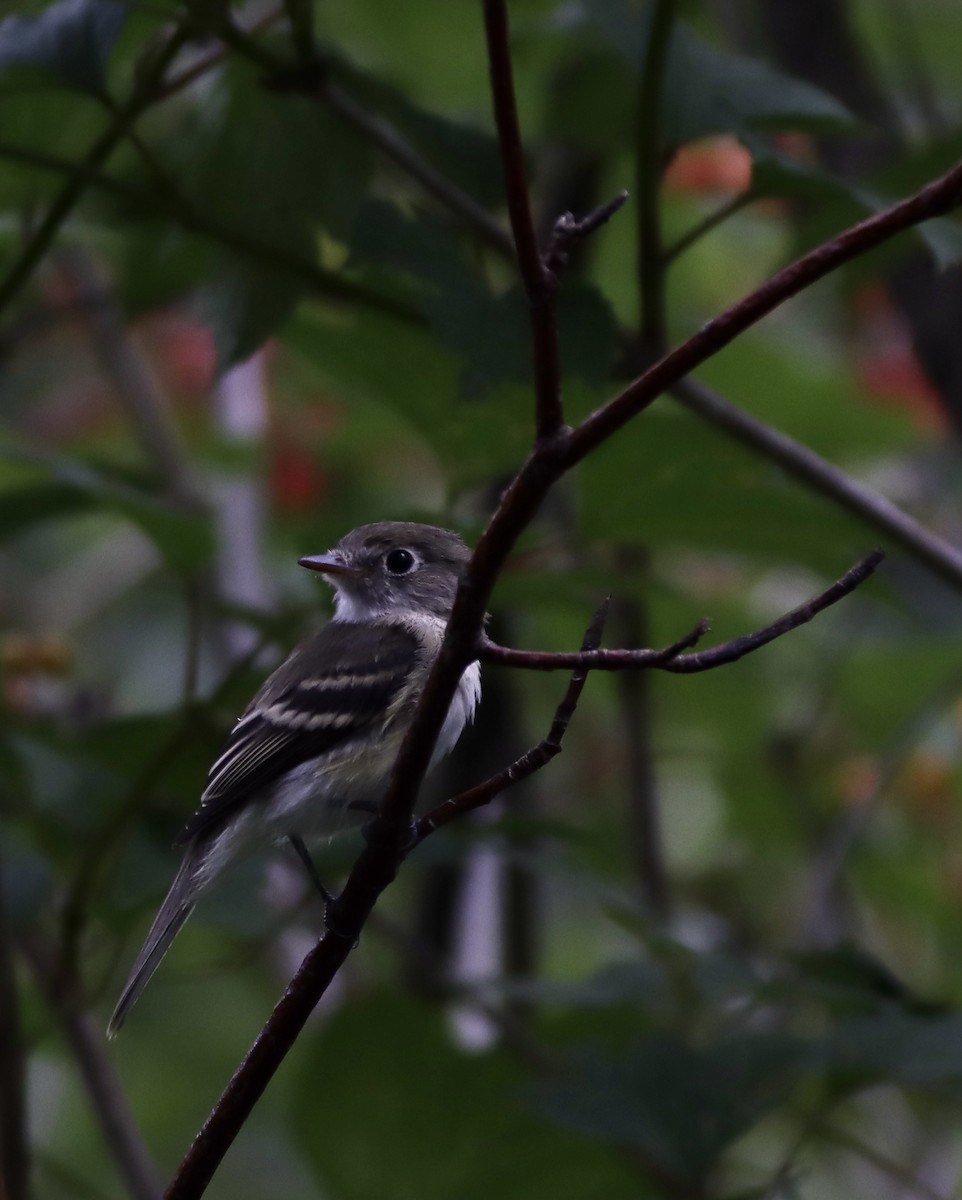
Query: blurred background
4,0,962,1197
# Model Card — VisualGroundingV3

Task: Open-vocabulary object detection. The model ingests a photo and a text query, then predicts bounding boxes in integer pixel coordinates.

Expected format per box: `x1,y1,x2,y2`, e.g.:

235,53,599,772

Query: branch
480,616,710,671
480,550,884,673
482,0,562,439
564,155,962,468
20,933,160,1200
0,858,29,1200
636,0,677,352
416,600,610,838
319,81,515,260
670,377,962,593
541,192,629,278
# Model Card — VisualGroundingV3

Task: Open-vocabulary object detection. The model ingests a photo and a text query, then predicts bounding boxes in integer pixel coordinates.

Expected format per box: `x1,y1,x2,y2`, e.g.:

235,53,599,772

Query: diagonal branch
565,157,962,468
479,550,884,674
416,600,610,839
669,377,962,592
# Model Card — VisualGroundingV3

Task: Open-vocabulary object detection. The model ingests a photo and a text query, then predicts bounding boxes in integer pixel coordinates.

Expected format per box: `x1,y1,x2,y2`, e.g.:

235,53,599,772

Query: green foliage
3,1,962,1198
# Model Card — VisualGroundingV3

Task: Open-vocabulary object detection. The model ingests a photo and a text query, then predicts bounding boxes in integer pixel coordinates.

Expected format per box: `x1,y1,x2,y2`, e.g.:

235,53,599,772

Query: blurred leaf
533,1031,813,1184
0,0,126,95
577,402,870,569
827,1011,962,1089
747,136,962,269
292,993,643,1200
334,57,506,210
661,27,855,144
584,8,854,143
0,450,212,573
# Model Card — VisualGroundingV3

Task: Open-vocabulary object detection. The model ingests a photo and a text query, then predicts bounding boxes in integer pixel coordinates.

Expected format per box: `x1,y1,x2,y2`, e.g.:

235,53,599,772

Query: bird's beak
298,552,357,577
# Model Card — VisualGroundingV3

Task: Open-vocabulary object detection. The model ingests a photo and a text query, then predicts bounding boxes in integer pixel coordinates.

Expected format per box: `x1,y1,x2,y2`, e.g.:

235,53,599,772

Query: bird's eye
385,547,417,575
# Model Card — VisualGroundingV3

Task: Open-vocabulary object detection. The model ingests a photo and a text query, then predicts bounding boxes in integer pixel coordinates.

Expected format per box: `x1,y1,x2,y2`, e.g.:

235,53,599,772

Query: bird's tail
107,854,200,1037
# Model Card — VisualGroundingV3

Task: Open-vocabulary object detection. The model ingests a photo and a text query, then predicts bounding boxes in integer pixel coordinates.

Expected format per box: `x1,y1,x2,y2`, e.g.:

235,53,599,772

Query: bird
107,521,481,1035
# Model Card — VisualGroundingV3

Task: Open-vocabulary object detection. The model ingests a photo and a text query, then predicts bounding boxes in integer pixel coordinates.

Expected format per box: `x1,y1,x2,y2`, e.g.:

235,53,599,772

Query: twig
417,600,609,838
661,191,756,265
479,616,708,671
19,934,161,1200
479,550,883,674
670,377,962,593
636,0,678,352
482,0,563,439
541,192,629,278
564,154,962,470
0,858,29,1200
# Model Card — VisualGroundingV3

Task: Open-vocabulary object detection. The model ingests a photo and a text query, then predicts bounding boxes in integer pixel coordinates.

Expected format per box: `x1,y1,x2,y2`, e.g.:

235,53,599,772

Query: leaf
292,993,643,1200
661,27,856,145
584,7,855,144
0,0,126,95
0,450,213,573
334,57,506,210
533,1032,814,1185
746,136,962,269
827,1011,962,1089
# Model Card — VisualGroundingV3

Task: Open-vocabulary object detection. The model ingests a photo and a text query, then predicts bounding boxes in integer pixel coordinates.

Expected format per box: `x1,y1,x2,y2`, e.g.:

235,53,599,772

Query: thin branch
482,0,563,439
661,190,756,265
20,934,161,1200
320,81,515,260
541,191,629,278
416,600,609,838
0,24,191,318
479,616,709,671
0,858,29,1200
636,0,678,352
564,154,962,472
204,16,518,261
0,141,421,326
670,377,962,593
479,550,883,674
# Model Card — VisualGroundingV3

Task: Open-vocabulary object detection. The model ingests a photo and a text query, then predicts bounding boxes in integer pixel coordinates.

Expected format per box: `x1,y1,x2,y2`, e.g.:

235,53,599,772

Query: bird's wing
177,621,420,843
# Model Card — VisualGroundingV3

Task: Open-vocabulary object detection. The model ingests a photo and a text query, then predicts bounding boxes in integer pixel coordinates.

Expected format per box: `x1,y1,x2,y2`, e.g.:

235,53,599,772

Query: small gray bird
108,521,480,1035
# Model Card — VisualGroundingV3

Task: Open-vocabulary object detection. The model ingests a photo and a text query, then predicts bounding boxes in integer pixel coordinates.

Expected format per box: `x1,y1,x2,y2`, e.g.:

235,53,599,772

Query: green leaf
585,8,855,144
746,136,962,269
292,993,643,1200
661,27,856,145
827,1012,962,1089
334,57,505,210
0,0,126,95
0,449,213,573
533,1032,813,1184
